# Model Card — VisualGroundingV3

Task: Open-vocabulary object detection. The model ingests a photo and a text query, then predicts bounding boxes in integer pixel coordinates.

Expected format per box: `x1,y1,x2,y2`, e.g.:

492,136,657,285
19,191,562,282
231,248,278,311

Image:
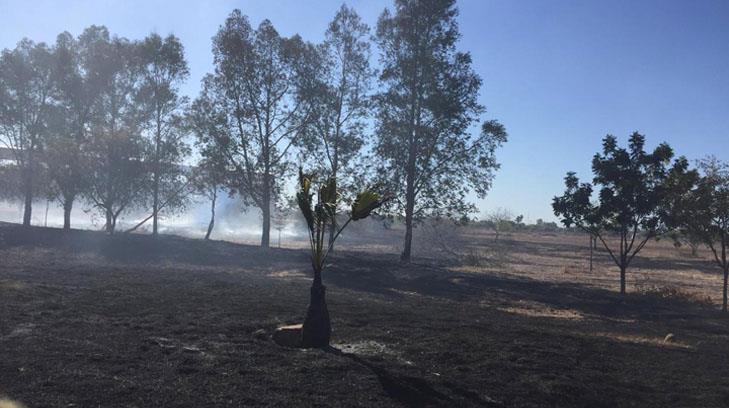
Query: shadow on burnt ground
3,222,722,326
3,223,729,407
324,252,727,330
323,346,503,408
494,235,720,275
485,236,589,256
0,222,307,268
629,253,720,275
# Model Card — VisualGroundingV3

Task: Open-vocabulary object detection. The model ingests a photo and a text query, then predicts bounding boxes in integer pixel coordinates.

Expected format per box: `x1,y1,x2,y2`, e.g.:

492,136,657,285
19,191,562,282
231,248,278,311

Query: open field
1,222,729,407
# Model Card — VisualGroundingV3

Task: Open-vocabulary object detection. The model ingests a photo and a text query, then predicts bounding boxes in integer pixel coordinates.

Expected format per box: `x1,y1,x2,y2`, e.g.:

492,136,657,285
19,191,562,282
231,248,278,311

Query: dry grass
0,399,26,408
295,222,726,308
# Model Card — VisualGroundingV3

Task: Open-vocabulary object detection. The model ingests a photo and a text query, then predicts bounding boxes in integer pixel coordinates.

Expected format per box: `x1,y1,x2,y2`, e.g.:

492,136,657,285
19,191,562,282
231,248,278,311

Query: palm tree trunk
302,269,331,348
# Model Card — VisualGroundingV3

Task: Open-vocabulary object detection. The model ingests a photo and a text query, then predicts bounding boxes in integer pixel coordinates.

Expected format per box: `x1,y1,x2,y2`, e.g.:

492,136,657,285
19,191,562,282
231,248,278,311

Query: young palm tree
297,169,385,347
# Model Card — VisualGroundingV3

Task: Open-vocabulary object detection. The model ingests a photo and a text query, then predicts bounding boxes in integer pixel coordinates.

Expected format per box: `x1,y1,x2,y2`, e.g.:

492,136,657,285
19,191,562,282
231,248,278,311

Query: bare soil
1,223,729,407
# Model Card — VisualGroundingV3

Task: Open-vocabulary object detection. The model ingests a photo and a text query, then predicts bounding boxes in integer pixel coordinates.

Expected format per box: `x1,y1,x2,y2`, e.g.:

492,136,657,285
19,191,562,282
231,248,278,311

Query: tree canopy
553,132,693,294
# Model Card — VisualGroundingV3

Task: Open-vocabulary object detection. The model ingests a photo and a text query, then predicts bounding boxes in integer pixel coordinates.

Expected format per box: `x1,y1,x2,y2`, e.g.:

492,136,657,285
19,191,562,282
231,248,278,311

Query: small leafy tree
296,169,386,347
487,208,513,242
553,132,691,295
668,156,729,311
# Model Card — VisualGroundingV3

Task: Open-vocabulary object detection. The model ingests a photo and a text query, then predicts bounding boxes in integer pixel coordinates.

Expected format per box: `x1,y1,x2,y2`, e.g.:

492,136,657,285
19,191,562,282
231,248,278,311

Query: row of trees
553,132,729,311
189,1,507,260
0,27,191,234
0,0,507,262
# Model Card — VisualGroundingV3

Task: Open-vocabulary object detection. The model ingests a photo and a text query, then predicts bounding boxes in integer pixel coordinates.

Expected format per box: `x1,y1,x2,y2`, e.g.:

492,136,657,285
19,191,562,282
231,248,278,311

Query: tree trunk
152,110,162,237
261,186,271,248
589,235,594,273
205,190,216,241
401,166,416,262
152,178,159,236
105,208,114,233
327,167,338,252
723,265,728,312
302,271,331,348
619,264,626,295
401,199,415,262
111,214,118,235
22,184,32,227
63,199,73,231
328,216,337,253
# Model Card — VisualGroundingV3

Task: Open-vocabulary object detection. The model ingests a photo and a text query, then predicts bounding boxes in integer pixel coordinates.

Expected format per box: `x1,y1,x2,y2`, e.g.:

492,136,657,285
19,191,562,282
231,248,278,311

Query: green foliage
78,28,149,232
553,132,694,293
196,10,320,246
667,156,729,310
300,5,373,201
297,168,385,274
351,191,382,221
137,33,191,233
0,38,56,225
373,0,506,260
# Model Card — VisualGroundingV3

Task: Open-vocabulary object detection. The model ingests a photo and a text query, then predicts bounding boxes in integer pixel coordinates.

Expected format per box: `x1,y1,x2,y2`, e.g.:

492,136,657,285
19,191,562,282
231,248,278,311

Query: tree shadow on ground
325,252,728,332
323,346,503,408
0,222,306,269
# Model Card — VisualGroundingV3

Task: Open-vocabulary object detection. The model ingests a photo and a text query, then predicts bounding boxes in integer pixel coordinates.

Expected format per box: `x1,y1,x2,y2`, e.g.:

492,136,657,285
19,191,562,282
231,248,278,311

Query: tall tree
301,5,374,248
44,32,96,230
553,133,692,295
0,39,56,226
81,27,148,233
668,157,729,311
189,81,230,241
137,33,190,236
204,10,317,247
375,0,507,262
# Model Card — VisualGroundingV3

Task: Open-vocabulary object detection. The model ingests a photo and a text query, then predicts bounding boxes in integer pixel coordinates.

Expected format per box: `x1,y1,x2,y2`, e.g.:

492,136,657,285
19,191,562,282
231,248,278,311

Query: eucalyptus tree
301,5,374,248
137,33,190,236
669,157,729,311
43,31,98,230
80,27,148,233
189,76,235,241
203,10,318,247
0,39,56,226
553,133,692,295
374,0,507,262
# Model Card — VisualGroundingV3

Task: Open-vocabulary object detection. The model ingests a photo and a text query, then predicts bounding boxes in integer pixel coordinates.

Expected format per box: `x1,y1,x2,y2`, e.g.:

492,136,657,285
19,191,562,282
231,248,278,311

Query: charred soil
1,223,729,407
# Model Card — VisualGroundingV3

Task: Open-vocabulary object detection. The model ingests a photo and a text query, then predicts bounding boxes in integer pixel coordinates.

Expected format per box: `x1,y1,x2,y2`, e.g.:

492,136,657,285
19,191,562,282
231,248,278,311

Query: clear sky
1,0,728,222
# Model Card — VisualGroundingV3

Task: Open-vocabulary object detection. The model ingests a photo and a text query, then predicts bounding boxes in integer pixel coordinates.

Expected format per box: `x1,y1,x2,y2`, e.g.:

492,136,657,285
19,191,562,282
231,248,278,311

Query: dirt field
1,222,729,407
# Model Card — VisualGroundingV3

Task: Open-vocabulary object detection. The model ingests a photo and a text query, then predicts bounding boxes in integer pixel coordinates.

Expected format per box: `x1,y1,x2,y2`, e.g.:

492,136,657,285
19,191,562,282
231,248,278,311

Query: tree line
0,0,507,263
0,27,190,235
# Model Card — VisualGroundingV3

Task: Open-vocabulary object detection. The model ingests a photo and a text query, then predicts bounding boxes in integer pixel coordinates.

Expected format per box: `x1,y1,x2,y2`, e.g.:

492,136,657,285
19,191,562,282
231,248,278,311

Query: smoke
0,195,407,254
0,194,306,245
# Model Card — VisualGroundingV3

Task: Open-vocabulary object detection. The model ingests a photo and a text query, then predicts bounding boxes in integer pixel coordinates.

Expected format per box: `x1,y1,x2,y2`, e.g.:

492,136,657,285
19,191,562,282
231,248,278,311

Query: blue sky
1,0,728,222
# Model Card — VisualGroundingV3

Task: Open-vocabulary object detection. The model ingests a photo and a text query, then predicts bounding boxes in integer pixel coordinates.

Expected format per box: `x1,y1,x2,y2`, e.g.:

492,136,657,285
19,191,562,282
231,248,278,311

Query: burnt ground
1,223,729,407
